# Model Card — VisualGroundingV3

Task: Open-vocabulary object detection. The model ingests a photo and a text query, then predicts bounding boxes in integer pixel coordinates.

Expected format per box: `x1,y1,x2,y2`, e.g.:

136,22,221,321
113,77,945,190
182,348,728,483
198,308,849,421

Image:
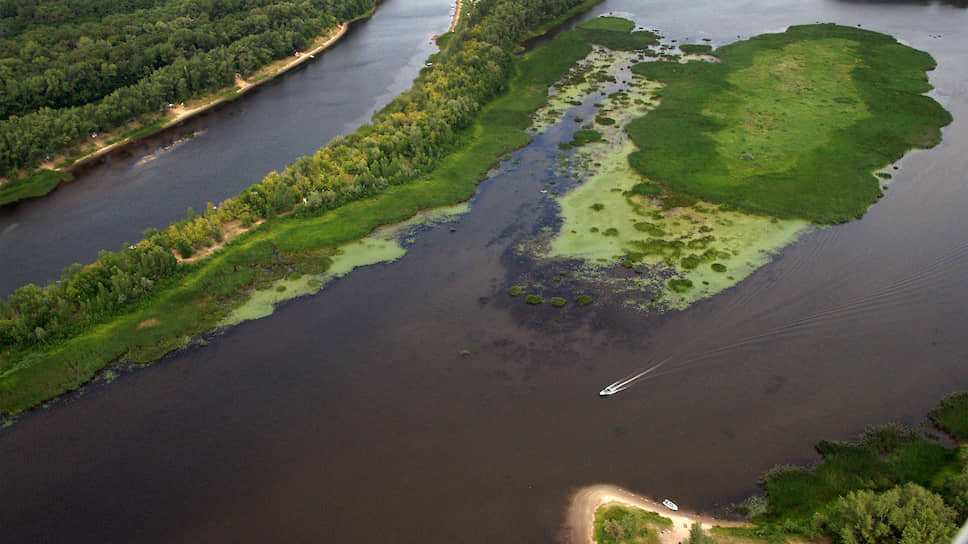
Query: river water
1,0,967,542
0,0,450,296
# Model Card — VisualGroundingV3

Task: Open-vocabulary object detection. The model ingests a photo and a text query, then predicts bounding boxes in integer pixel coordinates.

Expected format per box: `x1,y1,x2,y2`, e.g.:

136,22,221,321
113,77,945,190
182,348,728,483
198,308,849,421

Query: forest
0,0,591,387
0,0,373,176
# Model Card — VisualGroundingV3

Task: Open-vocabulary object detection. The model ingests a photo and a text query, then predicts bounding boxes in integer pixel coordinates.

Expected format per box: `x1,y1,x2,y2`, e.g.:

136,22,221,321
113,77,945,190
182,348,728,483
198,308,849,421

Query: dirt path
563,484,750,544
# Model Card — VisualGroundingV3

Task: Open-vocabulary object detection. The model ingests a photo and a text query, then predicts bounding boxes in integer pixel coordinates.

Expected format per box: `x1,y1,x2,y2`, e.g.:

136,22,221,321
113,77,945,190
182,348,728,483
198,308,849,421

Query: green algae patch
221,235,406,327
540,42,809,310
627,23,952,224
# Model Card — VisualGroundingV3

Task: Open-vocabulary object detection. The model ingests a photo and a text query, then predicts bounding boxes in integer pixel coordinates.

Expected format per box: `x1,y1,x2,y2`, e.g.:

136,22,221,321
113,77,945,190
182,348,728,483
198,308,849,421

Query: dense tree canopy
0,0,372,174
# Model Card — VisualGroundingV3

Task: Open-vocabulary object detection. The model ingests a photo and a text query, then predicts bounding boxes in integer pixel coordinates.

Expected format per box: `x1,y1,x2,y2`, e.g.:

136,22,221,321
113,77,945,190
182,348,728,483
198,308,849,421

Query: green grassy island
627,24,952,224
514,19,952,311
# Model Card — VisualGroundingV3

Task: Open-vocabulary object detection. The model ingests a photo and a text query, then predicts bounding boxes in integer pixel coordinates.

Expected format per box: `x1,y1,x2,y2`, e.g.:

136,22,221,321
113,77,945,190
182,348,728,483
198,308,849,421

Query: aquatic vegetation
508,286,523,296
458,349,471,357
571,129,604,146
576,295,594,306
668,278,693,292
679,43,713,55
627,24,952,224
525,295,544,305
545,35,806,310
550,297,567,307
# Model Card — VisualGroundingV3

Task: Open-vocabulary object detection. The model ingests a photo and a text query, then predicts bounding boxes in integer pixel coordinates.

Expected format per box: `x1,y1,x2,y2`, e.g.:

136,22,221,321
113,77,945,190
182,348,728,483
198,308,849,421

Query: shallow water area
536,46,810,308
220,203,468,326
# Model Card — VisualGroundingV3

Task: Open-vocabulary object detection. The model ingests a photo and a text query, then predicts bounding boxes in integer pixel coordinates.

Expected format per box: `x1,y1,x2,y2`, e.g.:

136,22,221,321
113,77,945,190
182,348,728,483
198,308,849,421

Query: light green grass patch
221,229,407,327
627,24,951,223
544,47,808,309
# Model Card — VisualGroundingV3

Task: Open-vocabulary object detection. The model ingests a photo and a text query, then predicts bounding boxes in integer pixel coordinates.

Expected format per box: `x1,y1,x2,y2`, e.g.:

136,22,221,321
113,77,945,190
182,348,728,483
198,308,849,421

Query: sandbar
563,484,748,544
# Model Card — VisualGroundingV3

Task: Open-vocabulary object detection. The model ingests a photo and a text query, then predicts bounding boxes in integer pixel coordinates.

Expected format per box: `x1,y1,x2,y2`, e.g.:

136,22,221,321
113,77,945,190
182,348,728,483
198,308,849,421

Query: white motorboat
662,498,678,511
599,385,619,396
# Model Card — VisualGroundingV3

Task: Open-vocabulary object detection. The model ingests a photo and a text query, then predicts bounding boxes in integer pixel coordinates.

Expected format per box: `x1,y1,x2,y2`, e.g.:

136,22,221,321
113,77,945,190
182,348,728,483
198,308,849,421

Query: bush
930,392,968,442
824,483,957,544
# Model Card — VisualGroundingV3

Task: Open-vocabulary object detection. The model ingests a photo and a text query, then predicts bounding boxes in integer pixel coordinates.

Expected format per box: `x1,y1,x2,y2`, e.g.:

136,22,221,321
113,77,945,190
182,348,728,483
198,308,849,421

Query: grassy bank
627,24,951,224
0,170,74,206
719,393,968,543
583,394,968,544
0,4,637,417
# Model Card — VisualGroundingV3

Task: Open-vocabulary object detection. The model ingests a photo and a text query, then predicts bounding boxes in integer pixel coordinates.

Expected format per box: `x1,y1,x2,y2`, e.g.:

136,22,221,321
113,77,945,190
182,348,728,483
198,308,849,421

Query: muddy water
1,0,968,542
0,0,451,296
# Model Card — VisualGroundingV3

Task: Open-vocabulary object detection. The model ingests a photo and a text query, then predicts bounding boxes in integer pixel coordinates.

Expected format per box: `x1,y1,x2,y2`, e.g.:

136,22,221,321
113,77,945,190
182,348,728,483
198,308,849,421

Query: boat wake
599,358,670,396
596,241,968,397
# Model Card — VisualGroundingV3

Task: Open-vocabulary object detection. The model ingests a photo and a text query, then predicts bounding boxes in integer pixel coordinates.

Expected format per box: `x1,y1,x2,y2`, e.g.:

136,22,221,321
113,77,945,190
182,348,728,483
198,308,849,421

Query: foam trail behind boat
600,357,670,395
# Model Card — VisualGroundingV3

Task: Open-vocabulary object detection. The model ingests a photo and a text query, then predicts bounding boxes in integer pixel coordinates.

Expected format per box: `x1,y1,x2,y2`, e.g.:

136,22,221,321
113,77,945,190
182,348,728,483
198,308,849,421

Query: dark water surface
2,0,968,542
0,0,450,296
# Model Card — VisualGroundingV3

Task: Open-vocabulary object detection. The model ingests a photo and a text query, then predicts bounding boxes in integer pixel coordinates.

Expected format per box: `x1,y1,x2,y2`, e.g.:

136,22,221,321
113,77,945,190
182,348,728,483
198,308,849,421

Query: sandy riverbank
563,484,750,544
17,21,354,180
449,0,462,32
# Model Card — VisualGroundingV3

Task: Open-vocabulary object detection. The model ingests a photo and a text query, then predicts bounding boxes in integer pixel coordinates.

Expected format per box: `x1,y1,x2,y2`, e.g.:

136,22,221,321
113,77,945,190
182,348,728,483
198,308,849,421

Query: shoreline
65,22,352,173
449,0,462,32
563,484,749,544
0,9,369,193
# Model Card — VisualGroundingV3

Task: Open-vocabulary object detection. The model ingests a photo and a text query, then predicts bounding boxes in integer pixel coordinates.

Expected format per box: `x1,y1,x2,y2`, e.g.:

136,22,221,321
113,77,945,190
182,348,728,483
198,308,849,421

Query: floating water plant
508,286,523,296
526,295,544,305
550,297,567,307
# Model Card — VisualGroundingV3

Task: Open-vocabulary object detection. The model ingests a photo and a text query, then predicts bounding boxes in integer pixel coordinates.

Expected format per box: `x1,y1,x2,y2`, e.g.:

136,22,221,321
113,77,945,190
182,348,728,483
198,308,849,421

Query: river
1,0,967,542
0,0,450,296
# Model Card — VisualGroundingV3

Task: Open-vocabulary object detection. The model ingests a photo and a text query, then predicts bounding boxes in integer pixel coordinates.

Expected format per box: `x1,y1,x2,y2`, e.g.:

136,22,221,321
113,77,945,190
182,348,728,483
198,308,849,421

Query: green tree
827,483,957,544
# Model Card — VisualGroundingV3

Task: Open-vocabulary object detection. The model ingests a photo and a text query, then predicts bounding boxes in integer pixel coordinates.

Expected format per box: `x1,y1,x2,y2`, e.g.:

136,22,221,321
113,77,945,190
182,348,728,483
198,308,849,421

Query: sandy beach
449,0,462,32
563,484,750,544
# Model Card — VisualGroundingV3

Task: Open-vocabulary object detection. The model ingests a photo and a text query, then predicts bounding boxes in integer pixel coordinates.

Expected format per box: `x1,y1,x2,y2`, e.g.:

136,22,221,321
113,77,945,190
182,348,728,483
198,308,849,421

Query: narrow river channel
1,0,967,542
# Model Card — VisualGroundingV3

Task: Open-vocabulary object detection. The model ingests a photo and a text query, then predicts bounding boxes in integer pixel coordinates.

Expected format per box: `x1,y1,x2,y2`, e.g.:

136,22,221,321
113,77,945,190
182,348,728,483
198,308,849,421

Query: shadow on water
1,0,967,542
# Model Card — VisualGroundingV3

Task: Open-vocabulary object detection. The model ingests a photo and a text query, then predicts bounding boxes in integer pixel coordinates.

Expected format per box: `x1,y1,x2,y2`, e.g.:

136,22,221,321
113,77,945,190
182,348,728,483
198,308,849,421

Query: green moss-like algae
544,47,808,309
627,24,952,224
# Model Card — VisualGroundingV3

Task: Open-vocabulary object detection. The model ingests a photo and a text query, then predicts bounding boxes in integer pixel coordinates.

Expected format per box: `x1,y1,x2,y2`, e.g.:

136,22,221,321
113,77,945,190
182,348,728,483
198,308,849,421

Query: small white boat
662,498,678,511
599,385,619,396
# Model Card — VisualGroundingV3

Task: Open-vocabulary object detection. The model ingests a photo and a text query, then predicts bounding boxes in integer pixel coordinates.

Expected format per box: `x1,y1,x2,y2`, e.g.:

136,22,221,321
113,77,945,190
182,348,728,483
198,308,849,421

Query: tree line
0,0,587,350
0,0,372,175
